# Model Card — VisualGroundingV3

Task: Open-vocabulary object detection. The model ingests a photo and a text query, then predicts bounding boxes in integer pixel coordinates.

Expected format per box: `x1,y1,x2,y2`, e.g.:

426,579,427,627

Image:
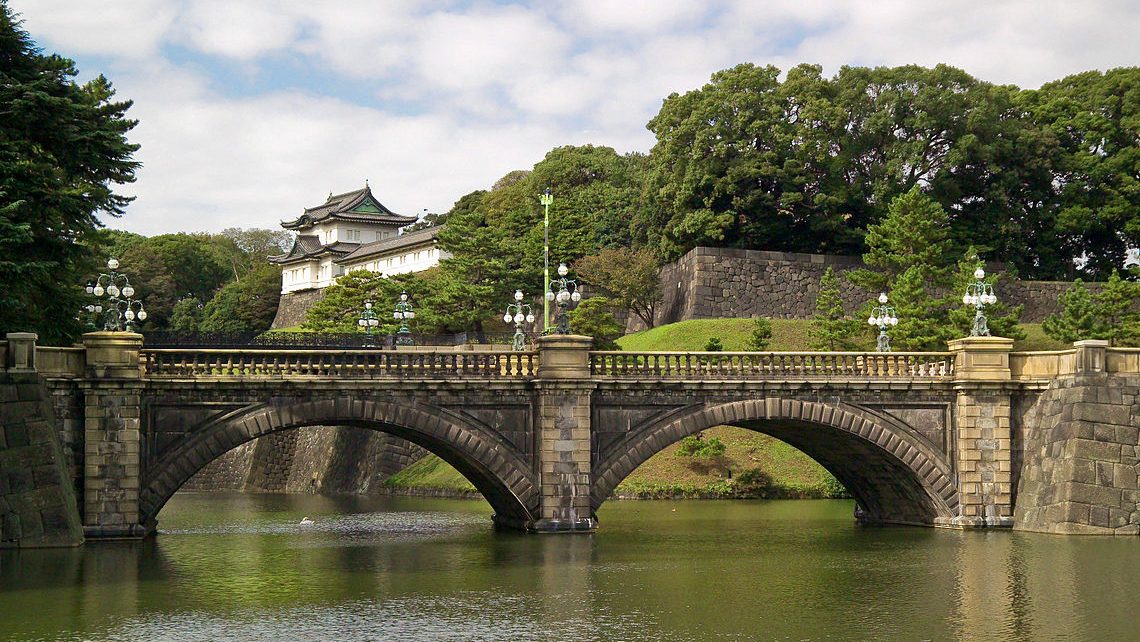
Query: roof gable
281,184,416,230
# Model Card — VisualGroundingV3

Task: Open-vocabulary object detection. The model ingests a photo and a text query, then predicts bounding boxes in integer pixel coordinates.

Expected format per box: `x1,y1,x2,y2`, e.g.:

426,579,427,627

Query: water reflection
1,493,1137,641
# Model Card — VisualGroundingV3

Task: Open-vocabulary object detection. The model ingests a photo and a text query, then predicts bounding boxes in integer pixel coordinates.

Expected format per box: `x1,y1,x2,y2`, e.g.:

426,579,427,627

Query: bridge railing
589,351,955,379
141,348,538,379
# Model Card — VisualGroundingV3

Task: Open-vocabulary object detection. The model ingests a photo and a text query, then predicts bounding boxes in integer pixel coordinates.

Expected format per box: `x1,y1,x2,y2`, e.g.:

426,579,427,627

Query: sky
9,0,1140,237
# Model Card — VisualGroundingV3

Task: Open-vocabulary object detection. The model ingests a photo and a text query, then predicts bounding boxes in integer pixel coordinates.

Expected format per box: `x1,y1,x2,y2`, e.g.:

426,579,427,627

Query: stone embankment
0,335,83,547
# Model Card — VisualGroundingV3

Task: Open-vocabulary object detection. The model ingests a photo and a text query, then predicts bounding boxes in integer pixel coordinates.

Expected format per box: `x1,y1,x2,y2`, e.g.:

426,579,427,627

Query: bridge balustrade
140,348,538,379
589,351,955,379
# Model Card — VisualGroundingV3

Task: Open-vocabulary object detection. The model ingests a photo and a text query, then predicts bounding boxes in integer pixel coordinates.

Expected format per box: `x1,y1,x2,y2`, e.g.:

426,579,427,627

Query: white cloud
10,0,176,59
175,0,301,60
6,0,1140,236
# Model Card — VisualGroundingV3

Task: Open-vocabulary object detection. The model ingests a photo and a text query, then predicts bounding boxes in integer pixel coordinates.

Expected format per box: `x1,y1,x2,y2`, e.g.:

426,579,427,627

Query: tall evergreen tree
1041,280,1100,344
807,267,860,350
0,4,139,343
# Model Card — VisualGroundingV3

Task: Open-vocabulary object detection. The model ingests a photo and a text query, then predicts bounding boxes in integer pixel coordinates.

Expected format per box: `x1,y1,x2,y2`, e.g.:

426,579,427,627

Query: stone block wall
270,288,326,329
0,373,84,547
639,246,1094,330
181,426,428,495
1014,373,1140,535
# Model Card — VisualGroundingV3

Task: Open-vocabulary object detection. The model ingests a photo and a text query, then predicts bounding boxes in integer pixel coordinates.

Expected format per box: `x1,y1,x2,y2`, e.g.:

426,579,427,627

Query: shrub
749,316,773,350
704,336,724,351
675,433,726,458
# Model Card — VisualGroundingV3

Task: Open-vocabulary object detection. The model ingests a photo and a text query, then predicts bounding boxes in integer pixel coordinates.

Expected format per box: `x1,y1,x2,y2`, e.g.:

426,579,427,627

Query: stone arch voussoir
592,397,958,523
141,397,538,528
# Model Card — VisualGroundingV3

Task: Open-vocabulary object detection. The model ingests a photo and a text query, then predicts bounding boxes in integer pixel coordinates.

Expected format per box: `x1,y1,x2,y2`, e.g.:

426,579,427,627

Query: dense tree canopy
0,4,139,342
635,62,1139,280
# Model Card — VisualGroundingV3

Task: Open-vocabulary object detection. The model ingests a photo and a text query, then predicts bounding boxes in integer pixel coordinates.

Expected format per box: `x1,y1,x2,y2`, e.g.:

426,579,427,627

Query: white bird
299,517,314,525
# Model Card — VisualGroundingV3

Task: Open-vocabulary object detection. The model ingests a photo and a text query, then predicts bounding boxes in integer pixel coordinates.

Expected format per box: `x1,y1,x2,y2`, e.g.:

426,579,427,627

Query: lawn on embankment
379,318,1069,498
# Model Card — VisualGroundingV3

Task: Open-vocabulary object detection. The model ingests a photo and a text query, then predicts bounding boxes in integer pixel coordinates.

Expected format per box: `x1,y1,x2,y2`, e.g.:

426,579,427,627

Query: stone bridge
6,332,1139,540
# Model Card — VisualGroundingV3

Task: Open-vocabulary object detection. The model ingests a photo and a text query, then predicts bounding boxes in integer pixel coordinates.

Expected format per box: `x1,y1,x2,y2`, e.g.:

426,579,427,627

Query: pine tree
0,7,139,342
1091,270,1140,346
847,187,955,348
888,266,952,351
808,267,860,350
748,317,773,350
1042,280,1099,343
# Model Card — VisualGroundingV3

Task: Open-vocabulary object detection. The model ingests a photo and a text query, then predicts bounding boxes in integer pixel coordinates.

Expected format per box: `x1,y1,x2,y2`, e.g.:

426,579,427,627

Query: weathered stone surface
0,373,83,548
1015,373,1140,535
635,246,1101,331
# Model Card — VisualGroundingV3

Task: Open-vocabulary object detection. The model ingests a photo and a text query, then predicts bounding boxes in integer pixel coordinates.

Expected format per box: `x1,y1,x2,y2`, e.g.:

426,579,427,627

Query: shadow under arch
140,397,539,532
593,398,960,526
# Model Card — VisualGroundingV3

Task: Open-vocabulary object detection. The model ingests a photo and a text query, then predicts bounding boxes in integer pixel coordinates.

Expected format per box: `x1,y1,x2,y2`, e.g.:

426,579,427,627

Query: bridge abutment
79,332,148,539
532,335,597,533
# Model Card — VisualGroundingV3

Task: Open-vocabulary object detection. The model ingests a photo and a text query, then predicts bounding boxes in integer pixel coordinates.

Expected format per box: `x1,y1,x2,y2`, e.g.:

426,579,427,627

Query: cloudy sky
9,0,1140,236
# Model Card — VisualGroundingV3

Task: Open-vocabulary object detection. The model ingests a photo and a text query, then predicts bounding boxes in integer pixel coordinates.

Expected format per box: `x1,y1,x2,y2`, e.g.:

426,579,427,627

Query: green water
1,493,1138,641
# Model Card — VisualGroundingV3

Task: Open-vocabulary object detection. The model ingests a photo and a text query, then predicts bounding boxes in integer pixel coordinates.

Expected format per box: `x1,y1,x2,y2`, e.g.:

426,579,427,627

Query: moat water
1,493,1138,641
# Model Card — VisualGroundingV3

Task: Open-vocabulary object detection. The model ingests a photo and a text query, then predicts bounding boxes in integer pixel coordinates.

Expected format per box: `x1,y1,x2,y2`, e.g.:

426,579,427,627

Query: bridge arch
139,396,539,531
592,397,959,525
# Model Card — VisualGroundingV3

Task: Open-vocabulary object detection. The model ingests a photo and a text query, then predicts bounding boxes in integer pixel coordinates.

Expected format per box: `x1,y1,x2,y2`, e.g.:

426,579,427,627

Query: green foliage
113,233,245,330
675,434,726,459
703,337,724,351
1022,69,1140,278
169,297,204,333
199,264,282,334
848,186,953,293
1043,272,1140,346
574,247,662,328
0,6,139,343
748,317,773,350
568,297,623,350
637,62,1138,279
303,269,405,334
807,267,860,350
220,227,293,266
886,266,953,351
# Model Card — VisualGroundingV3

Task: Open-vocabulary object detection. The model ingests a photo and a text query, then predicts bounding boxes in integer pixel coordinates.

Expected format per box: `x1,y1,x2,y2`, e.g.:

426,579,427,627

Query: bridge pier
80,332,149,539
941,336,1015,529
531,335,597,533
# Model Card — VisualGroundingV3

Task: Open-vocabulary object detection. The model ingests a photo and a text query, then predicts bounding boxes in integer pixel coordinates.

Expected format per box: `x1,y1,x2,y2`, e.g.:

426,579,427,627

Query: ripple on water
159,510,486,544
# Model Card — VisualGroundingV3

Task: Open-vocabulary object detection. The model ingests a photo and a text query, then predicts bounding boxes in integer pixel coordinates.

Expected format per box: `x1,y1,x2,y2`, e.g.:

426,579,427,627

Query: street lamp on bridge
545,263,581,335
503,289,536,351
393,291,415,346
86,258,147,332
357,300,380,346
868,292,898,352
963,267,998,336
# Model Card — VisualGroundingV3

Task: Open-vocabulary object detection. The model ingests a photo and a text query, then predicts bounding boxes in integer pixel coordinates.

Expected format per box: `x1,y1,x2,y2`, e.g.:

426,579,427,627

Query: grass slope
381,318,1069,498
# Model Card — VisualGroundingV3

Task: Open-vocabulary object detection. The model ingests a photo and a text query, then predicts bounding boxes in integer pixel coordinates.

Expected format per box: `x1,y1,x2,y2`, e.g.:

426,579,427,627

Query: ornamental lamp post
80,304,103,331
86,257,147,332
393,291,415,346
963,266,998,336
867,292,898,352
357,300,380,346
540,188,554,331
502,289,536,351
544,262,582,335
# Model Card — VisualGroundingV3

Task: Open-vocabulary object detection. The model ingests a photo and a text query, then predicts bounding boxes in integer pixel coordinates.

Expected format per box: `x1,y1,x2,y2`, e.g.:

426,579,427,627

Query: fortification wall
270,288,326,329
1014,373,1140,535
0,372,84,547
181,427,427,495
640,246,1085,330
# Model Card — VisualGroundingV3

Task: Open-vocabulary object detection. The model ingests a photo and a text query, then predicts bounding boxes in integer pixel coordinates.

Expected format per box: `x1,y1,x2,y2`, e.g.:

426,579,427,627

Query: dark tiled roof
268,235,361,264
281,185,417,230
336,226,442,264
